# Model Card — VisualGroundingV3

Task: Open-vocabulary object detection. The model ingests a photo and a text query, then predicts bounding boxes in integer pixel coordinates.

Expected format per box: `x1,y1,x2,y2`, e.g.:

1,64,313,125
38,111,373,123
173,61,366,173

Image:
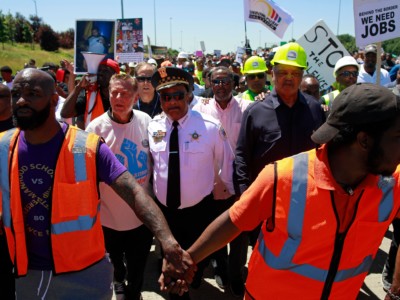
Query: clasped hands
159,249,197,295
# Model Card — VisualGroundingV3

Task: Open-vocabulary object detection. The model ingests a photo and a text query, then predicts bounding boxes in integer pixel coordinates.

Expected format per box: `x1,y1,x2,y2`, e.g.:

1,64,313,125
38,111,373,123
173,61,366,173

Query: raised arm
60,75,88,118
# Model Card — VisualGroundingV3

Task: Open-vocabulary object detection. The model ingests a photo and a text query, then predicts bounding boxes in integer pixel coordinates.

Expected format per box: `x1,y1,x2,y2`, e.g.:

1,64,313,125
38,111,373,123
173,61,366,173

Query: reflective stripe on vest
257,151,393,282
72,129,88,182
51,203,100,235
0,128,17,228
51,129,97,235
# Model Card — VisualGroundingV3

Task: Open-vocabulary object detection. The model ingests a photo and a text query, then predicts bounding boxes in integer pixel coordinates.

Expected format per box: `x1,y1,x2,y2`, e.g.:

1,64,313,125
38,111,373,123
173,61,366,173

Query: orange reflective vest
84,90,105,128
245,151,399,299
0,126,105,276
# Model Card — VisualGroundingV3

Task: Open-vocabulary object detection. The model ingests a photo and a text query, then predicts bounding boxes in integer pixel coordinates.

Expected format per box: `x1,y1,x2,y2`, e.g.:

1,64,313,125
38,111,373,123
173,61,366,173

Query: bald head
13,68,56,96
12,68,59,131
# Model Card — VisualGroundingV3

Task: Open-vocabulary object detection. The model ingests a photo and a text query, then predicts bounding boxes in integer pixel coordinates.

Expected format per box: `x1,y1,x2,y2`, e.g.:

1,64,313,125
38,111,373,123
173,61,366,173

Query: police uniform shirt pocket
150,140,168,171
182,140,207,170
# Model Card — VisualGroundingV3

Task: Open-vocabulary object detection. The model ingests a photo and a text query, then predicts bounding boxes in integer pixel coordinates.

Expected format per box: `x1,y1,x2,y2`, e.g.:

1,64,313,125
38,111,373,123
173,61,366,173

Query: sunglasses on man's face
247,73,265,80
338,71,359,78
183,67,195,73
136,76,152,83
160,91,186,102
211,78,231,86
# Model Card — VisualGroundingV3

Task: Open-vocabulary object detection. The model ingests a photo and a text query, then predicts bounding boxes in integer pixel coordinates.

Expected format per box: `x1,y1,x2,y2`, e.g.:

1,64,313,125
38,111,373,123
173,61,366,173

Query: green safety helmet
243,56,268,74
271,42,307,69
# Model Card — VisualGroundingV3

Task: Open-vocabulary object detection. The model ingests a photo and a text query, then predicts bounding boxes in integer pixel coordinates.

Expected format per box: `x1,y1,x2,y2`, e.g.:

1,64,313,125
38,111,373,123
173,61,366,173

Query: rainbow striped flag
244,0,294,38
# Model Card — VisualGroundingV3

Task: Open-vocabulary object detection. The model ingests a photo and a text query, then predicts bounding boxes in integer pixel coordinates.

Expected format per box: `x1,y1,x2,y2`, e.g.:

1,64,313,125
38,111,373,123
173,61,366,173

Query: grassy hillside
0,43,74,75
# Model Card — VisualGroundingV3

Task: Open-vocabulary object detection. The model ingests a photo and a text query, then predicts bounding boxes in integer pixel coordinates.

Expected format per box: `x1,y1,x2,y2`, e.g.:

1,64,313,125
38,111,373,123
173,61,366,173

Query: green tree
382,38,400,56
38,24,59,51
0,11,9,49
337,34,357,55
4,12,15,45
58,28,74,49
29,15,42,42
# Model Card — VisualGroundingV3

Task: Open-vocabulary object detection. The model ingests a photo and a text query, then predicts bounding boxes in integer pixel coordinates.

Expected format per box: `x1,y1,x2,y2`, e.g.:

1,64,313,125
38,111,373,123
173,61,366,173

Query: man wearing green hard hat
240,56,269,101
234,42,326,246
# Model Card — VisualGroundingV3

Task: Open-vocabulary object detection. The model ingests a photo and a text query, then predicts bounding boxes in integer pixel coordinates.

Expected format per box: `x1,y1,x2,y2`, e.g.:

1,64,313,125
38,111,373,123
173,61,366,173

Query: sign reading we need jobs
354,0,400,46
297,20,349,92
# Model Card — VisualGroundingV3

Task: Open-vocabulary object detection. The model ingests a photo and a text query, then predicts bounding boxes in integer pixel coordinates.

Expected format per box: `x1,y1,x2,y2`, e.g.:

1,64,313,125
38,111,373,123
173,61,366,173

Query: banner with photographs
116,18,144,63
151,46,168,55
75,20,116,74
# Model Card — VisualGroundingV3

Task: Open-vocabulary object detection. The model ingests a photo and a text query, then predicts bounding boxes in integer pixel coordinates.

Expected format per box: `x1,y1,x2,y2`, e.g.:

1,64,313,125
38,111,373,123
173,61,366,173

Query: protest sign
235,47,246,64
353,0,399,47
297,20,350,92
75,20,116,74
200,41,206,52
115,18,144,63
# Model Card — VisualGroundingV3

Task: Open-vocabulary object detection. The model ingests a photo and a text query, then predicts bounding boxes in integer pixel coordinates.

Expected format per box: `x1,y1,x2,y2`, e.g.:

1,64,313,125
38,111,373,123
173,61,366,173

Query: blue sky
2,0,355,54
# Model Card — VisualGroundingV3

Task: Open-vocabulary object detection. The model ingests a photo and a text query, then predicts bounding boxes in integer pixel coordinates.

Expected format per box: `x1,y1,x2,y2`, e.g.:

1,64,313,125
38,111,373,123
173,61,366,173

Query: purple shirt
18,123,126,269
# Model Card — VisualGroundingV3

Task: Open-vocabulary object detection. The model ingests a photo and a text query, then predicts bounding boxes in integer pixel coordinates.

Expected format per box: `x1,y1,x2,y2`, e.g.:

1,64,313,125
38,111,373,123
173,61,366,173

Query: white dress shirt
148,110,234,208
193,96,252,199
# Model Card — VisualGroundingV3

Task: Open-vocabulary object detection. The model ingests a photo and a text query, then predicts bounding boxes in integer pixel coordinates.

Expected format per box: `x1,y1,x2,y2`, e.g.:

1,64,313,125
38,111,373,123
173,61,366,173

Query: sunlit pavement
112,226,392,300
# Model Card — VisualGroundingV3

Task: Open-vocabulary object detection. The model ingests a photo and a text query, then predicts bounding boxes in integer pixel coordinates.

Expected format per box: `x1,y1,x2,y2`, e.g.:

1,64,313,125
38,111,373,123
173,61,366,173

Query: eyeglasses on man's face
160,91,186,102
136,76,152,83
338,71,359,78
247,73,265,80
211,77,231,86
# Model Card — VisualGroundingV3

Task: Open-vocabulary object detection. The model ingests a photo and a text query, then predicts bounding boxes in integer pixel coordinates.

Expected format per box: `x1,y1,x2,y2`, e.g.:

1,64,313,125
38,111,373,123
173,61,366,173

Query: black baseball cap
151,67,194,91
311,83,399,144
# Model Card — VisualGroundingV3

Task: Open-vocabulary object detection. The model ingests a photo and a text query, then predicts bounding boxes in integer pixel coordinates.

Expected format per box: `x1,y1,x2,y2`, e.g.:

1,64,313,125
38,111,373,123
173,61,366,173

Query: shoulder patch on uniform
201,98,211,105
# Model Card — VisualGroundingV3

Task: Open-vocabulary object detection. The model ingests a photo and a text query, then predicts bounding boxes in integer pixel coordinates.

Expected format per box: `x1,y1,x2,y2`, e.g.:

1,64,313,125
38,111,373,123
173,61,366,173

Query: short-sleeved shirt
18,123,126,270
230,145,382,233
148,110,234,208
86,110,153,231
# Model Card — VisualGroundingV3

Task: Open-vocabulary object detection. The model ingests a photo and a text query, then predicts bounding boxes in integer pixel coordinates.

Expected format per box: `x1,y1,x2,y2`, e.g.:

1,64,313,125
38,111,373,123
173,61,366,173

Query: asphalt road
111,227,393,300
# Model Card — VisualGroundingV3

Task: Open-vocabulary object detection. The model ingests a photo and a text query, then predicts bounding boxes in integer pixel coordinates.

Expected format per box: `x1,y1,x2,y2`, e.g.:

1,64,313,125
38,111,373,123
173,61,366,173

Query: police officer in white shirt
148,67,234,300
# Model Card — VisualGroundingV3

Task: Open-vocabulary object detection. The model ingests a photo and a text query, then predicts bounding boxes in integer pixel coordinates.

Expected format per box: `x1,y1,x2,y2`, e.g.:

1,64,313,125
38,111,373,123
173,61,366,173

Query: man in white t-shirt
357,44,391,86
86,74,153,300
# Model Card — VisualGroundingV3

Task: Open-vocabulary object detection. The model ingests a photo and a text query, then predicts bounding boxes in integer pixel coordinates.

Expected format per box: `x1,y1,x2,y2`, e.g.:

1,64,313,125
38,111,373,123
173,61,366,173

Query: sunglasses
247,73,265,80
160,91,186,102
274,70,303,78
136,76,152,83
211,78,231,86
338,71,359,78
183,68,195,73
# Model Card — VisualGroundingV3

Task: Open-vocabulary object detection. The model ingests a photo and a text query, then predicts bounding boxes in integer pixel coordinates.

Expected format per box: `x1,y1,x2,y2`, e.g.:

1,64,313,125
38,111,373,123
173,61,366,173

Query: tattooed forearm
110,171,177,247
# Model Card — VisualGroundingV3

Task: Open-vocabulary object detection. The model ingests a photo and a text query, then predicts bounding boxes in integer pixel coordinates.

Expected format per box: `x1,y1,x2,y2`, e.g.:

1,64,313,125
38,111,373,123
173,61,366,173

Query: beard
13,102,51,130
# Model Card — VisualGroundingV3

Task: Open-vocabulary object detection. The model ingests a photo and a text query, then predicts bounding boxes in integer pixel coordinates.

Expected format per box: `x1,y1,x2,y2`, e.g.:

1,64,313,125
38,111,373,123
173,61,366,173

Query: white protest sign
235,47,246,64
200,41,206,52
214,50,222,58
297,20,350,92
353,0,400,47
